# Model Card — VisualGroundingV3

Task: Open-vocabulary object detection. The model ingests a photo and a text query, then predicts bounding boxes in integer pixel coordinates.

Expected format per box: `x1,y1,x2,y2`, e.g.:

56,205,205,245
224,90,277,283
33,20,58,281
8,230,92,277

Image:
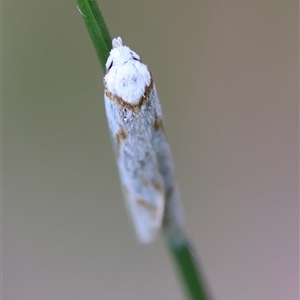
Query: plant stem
168,238,211,300
76,2,211,299
76,0,111,71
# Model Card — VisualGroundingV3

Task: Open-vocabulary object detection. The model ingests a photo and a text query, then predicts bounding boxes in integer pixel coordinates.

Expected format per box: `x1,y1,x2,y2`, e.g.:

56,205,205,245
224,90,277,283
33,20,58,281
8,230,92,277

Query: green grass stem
76,0,111,71
76,1,211,299
168,239,211,300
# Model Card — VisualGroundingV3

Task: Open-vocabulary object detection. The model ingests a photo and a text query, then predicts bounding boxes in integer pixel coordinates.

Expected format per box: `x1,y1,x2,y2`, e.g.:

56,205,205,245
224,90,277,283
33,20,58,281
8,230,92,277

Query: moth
103,37,178,243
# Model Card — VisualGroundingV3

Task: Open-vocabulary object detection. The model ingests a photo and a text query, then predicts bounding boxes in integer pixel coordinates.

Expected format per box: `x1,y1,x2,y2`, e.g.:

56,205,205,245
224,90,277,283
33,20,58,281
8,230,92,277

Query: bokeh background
3,1,298,299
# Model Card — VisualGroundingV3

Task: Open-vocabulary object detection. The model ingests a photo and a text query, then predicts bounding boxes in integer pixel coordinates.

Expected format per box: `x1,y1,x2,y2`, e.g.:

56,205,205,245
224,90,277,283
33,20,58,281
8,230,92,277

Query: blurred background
3,1,298,299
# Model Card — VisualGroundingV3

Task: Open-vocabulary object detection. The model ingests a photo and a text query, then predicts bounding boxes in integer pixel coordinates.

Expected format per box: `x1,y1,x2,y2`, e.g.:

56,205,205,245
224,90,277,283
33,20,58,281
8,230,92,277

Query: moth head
104,37,151,105
106,37,140,71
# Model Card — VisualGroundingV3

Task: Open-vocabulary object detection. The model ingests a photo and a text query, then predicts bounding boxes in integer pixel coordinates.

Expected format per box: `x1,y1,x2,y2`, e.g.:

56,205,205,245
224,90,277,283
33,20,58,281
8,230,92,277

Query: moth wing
104,95,165,243
121,178,164,243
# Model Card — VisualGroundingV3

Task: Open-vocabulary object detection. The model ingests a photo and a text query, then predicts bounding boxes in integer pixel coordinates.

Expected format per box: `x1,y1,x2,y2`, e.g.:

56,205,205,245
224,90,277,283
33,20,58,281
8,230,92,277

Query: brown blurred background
3,1,298,299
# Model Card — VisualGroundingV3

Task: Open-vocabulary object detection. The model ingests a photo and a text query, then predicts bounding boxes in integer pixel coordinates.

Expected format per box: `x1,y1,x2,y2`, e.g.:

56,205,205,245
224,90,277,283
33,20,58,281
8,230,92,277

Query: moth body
103,37,181,243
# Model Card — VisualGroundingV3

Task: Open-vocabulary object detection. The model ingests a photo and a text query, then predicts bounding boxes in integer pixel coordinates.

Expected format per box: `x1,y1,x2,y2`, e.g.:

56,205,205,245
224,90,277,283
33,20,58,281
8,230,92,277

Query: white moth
104,37,181,243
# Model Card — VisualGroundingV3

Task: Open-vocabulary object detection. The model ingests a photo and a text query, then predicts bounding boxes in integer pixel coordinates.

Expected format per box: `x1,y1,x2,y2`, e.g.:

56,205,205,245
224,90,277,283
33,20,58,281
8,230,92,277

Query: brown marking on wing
136,195,164,222
153,116,165,132
152,180,163,193
116,126,128,147
136,198,156,211
104,77,154,113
